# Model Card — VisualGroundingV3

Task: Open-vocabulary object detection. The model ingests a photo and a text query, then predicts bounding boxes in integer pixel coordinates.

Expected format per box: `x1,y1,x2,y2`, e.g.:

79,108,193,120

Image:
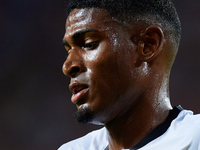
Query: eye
64,46,71,54
67,49,71,54
83,41,98,50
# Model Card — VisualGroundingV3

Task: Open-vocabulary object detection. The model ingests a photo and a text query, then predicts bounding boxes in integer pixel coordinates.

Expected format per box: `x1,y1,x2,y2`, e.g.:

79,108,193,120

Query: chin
74,106,94,124
73,107,106,125
74,103,111,125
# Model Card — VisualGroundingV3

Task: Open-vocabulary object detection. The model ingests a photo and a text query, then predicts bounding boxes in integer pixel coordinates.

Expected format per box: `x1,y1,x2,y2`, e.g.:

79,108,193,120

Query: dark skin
62,8,175,150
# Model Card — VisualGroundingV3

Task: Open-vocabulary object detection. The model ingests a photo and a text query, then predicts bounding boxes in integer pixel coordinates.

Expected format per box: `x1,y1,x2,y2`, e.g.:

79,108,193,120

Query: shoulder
170,109,200,136
173,109,200,129
58,127,108,150
142,109,200,150
165,109,200,149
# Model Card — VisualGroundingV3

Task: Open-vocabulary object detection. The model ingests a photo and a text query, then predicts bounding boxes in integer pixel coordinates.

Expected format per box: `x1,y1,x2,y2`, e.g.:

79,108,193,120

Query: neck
105,78,172,150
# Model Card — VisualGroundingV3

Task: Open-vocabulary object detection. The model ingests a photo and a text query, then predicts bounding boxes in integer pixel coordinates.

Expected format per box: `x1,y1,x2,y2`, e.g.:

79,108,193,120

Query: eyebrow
62,28,99,46
72,28,98,40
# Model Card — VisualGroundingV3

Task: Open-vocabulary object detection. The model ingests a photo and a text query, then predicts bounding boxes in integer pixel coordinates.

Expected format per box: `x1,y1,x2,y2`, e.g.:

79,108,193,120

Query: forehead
67,8,109,25
65,8,119,37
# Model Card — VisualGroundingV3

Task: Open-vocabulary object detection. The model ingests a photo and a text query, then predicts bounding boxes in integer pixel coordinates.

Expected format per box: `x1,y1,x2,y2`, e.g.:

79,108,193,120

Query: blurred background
0,0,200,149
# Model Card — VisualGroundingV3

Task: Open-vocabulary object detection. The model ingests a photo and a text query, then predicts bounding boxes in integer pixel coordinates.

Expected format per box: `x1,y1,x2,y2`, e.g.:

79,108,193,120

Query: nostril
69,67,80,77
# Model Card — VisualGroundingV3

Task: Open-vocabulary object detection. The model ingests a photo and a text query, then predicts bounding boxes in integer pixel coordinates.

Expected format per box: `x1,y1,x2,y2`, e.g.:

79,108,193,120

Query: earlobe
137,26,164,62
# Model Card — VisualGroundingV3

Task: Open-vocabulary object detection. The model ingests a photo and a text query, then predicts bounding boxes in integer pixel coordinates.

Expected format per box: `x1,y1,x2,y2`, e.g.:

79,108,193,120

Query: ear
137,26,164,62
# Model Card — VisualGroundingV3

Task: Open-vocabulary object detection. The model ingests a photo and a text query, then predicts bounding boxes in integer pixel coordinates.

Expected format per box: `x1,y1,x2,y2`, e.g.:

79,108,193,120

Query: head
67,0,181,48
62,0,181,125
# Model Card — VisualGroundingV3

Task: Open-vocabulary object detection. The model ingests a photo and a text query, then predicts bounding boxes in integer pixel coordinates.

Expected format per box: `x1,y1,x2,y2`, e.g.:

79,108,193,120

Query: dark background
1,0,200,149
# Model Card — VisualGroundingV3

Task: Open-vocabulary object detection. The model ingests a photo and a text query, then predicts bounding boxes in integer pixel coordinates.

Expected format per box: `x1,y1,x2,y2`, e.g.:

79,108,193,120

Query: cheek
108,32,138,68
87,47,120,91
84,41,117,72
85,38,139,96
83,44,103,62
115,44,138,79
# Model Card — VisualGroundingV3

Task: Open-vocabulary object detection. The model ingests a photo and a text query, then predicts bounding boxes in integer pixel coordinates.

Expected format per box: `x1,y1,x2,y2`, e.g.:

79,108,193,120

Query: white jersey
58,106,200,150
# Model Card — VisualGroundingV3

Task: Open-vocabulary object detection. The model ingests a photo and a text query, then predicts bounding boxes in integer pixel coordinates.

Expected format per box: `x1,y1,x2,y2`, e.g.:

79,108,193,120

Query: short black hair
66,0,181,47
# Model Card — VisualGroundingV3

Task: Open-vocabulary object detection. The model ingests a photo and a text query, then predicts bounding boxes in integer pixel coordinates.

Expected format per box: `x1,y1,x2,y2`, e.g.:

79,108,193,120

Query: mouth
71,85,88,94
69,83,89,104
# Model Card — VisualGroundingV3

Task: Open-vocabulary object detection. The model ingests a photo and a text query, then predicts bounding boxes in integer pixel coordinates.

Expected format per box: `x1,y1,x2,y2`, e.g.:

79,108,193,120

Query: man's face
62,8,145,125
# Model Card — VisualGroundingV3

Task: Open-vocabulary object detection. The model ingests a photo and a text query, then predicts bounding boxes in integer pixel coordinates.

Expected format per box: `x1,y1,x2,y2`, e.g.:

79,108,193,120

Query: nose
62,49,87,78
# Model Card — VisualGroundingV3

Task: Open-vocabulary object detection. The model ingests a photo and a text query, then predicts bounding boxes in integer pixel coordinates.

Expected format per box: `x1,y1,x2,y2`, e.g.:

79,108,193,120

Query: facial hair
74,107,94,123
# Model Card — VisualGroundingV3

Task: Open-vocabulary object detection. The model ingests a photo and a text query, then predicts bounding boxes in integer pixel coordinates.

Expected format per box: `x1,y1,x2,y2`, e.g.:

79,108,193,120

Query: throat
105,103,171,150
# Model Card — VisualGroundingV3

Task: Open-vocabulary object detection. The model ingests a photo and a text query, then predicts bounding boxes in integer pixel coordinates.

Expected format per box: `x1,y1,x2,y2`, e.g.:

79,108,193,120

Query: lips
69,82,89,104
